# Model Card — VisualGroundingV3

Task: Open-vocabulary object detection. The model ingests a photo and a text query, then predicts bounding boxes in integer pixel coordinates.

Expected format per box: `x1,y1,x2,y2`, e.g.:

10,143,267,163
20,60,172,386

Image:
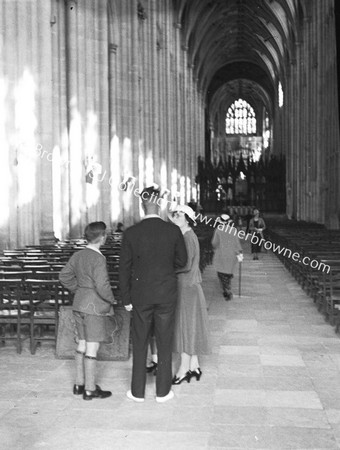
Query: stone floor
1,243,340,449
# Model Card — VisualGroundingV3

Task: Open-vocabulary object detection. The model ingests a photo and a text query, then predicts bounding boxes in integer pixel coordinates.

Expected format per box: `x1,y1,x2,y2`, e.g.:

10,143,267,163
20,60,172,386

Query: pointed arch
226,99,256,135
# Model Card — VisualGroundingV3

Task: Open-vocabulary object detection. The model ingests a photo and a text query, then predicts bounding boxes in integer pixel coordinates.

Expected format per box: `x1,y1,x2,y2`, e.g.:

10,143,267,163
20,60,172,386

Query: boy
59,221,116,400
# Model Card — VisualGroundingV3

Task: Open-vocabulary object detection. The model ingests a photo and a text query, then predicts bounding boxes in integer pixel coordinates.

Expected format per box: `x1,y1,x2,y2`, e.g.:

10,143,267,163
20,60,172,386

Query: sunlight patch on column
84,111,100,210
0,78,11,226
69,97,83,226
186,176,191,204
14,69,37,207
171,168,179,205
122,137,132,213
145,151,154,186
179,175,185,204
110,134,121,222
138,151,145,217
52,146,62,240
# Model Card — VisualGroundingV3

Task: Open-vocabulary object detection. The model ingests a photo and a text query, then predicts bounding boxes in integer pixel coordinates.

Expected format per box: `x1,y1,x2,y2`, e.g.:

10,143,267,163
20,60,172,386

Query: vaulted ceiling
174,0,305,118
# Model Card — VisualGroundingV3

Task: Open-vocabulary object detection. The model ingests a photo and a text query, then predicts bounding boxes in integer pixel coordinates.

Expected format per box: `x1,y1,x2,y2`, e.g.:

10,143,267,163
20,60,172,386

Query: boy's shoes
73,384,85,395
83,385,112,400
126,390,145,402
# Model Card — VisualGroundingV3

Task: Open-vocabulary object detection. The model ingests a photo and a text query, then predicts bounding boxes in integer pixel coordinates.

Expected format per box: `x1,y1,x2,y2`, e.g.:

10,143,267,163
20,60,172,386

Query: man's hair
84,221,106,243
140,186,161,203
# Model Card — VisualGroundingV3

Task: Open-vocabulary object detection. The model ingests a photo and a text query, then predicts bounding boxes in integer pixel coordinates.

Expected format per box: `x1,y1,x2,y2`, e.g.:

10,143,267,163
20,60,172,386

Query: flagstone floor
1,243,340,449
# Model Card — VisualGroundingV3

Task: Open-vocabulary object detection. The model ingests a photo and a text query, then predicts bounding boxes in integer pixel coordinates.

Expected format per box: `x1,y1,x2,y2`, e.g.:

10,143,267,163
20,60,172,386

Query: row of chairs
0,279,73,354
0,240,123,354
266,226,340,331
0,228,213,354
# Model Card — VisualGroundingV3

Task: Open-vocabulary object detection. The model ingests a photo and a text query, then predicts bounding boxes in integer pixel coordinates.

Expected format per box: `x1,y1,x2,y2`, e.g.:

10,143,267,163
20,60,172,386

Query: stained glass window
225,99,256,134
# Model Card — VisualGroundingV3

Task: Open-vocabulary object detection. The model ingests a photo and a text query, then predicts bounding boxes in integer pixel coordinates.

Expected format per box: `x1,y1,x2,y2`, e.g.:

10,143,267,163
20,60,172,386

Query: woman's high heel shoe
190,368,202,381
146,361,157,375
172,371,191,385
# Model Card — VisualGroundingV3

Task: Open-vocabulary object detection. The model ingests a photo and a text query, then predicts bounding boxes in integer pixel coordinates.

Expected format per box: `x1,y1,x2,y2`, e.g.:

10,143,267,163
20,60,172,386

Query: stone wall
280,0,340,226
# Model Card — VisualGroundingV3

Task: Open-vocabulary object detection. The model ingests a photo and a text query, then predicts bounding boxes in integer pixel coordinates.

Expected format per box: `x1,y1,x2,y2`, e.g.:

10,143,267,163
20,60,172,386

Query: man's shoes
73,384,84,395
83,385,112,401
126,390,145,402
156,390,174,403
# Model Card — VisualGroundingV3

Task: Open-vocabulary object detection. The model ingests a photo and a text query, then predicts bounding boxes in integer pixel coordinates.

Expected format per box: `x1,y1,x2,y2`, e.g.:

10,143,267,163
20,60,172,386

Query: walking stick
239,260,242,297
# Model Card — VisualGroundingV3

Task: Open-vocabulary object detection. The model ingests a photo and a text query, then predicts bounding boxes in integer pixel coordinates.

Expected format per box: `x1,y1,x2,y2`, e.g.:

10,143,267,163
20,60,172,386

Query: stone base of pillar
56,306,130,360
326,213,340,230
39,231,58,246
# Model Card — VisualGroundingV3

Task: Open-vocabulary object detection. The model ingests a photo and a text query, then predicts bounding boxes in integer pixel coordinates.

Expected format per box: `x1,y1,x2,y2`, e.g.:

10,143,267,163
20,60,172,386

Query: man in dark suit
119,186,187,403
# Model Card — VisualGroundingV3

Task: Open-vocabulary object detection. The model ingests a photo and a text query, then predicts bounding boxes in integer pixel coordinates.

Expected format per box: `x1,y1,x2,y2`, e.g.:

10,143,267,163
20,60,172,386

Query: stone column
108,10,120,226
38,0,57,245
164,2,176,204
294,42,301,220
303,16,311,221
65,0,85,238
174,22,182,202
96,0,110,227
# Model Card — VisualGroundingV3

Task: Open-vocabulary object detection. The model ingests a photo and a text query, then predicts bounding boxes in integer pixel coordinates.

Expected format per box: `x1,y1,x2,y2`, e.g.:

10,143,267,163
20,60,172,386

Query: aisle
1,246,340,449
205,246,340,449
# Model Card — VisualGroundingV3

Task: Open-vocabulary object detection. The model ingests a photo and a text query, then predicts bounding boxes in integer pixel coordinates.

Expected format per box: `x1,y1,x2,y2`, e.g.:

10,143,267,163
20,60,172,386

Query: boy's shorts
73,311,107,342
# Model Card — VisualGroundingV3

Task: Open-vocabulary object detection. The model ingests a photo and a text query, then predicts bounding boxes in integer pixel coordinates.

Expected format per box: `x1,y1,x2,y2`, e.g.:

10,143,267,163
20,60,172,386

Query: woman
249,208,266,260
211,214,243,300
169,205,211,385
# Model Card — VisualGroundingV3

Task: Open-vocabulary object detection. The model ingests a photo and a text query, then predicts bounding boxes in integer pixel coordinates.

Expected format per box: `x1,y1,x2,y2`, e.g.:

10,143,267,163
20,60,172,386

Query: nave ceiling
173,0,304,118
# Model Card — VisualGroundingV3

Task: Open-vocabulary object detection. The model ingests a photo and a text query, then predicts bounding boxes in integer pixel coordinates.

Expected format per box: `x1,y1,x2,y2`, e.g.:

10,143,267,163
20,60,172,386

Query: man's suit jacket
59,248,115,315
119,217,187,306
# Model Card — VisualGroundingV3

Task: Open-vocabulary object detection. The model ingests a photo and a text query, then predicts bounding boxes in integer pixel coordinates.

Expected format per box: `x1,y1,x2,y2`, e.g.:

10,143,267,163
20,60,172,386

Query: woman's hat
170,205,197,225
219,214,231,222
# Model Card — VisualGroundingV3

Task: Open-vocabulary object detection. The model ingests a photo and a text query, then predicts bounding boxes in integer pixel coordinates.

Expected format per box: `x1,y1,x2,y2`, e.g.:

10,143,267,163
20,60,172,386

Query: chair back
0,271,33,280
0,279,25,311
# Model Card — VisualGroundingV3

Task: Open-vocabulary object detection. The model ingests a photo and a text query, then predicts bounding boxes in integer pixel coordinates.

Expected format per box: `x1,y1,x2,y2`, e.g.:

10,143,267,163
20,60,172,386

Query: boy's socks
75,350,85,385
84,355,97,391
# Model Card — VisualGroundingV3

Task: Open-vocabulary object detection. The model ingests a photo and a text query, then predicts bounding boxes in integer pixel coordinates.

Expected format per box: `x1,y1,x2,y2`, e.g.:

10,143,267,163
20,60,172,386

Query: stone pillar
151,4,160,186
174,22,182,202
96,0,111,228
295,41,301,220
164,3,176,204
65,0,85,238
38,0,57,245
302,16,311,221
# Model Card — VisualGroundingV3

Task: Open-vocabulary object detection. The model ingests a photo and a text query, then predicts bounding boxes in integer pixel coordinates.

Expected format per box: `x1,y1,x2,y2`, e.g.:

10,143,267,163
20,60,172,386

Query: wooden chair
0,279,30,353
0,270,33,280
29,271,60,280
322,268,340,325
25,279,69,354
23,265,51,274
108,271,120,304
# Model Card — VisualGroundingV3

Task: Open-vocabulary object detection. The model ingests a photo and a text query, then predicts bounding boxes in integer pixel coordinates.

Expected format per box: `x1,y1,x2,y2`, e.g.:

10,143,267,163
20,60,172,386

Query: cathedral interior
0,0,339,248
2,1,340,449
